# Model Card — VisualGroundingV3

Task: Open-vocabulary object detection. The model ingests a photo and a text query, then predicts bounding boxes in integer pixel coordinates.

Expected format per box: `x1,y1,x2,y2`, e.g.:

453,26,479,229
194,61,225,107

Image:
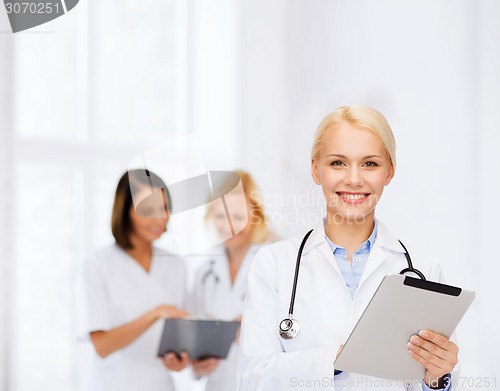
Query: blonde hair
310,105,396,172
207,170,274,244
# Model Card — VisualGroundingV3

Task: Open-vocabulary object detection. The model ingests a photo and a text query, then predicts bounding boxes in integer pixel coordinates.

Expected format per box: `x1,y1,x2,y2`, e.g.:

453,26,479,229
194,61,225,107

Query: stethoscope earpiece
279,317,301,340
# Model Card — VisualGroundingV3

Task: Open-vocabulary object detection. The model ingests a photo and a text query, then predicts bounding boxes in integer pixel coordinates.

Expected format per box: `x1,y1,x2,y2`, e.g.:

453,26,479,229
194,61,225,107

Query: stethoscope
202,259,220,285
279,229,426,340
201,259,246,302
202,245,259,286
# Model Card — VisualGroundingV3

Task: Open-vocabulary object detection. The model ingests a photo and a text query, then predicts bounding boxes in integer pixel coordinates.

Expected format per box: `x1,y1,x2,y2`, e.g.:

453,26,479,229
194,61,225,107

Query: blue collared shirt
325,222,451,391
325,222,378,299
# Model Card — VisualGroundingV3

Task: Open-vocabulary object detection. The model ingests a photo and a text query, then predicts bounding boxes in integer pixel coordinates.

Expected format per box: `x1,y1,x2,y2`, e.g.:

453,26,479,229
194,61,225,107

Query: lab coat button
356,257,361,263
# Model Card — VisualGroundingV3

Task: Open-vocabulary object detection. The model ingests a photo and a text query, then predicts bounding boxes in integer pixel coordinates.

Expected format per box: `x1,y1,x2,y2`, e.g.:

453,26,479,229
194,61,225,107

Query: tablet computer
334,274,475,380
157,318,240,360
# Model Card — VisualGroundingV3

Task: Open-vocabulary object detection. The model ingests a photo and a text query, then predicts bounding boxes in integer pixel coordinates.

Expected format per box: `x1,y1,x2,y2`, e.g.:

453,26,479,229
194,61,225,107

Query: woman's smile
336,191,371,205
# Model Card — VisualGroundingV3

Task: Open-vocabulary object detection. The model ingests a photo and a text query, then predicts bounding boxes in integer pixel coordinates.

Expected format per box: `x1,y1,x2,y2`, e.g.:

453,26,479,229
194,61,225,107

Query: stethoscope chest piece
279,317,301,340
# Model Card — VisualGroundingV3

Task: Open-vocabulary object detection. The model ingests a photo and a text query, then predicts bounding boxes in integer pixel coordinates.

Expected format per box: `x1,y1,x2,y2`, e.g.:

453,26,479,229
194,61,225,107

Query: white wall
189,0,242,168
238,0,500,385
0,10,14,390
1,0,499,389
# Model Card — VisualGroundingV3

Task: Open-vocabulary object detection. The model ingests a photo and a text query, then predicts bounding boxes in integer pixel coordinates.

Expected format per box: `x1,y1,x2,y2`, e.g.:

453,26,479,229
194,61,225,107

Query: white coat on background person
190,243,261,390
189,170,275,391
77,245,187,391
237,106,460,391
76,169,190,391
191,243,261,321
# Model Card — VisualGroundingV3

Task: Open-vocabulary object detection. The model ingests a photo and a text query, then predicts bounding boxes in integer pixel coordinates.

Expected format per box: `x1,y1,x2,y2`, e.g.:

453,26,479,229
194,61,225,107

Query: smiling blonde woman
237,105,458,391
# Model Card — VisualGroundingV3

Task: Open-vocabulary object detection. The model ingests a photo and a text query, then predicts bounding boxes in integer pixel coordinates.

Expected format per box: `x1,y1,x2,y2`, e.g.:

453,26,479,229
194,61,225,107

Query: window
5,1,187,389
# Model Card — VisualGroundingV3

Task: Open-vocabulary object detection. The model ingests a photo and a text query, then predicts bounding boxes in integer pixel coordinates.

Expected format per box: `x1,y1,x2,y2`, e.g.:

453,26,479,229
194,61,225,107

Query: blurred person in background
76,169,190,391
189,170,275,391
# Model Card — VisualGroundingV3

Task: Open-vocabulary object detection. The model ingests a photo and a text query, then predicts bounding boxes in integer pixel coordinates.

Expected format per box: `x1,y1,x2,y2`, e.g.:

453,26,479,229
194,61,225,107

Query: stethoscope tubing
202,259,220,285
280,229,426,340
287,229,313,316
398,239,426,281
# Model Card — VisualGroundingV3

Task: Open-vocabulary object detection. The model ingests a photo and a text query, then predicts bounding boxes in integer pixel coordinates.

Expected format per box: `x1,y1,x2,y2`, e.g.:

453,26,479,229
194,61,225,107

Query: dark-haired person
76,169,189,391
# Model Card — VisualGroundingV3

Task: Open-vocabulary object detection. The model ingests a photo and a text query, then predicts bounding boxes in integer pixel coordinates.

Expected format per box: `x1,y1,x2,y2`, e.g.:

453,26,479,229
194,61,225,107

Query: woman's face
209,193,254,247
312,122,393,224
129,187,169,244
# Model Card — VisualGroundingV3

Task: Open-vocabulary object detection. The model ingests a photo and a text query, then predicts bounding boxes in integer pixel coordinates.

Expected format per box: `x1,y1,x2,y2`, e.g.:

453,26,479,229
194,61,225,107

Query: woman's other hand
407,330,458,388
155,305,189,319
192,357,221,377
336,344,344,358
234,315,242,343
162,352,190,372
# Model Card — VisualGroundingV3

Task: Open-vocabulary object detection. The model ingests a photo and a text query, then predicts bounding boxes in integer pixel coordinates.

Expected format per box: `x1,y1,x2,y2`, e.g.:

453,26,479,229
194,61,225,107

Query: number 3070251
460,377,497,388
5,2,61,14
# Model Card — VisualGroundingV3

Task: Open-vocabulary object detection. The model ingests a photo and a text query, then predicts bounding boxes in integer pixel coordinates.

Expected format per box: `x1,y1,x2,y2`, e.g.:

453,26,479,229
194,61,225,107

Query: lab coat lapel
356,239,387,291
357,220,405,292
318,242,343,277
302,221,343,278
214,247,231,289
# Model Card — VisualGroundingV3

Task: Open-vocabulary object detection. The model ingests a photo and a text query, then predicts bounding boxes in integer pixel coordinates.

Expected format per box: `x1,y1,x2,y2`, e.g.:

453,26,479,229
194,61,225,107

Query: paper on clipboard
334,274,475,380
157,318,240,360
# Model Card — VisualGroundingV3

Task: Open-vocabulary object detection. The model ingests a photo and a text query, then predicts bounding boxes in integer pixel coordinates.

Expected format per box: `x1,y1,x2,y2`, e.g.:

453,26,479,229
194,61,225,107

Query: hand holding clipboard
158,318,241,360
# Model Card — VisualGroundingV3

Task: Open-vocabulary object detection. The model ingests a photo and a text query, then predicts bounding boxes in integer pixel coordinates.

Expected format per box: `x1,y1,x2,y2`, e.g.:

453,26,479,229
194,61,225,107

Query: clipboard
334,274,475,380
157,318,240,360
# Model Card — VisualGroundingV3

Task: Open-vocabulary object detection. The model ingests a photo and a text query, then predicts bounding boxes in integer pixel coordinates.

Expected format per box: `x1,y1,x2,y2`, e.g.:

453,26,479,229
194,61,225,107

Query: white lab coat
190,244,262,391
76,244,187,391
237,219,457,391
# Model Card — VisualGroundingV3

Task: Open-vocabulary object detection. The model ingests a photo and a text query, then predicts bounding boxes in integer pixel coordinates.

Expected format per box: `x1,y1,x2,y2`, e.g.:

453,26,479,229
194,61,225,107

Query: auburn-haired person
190,169,276,391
